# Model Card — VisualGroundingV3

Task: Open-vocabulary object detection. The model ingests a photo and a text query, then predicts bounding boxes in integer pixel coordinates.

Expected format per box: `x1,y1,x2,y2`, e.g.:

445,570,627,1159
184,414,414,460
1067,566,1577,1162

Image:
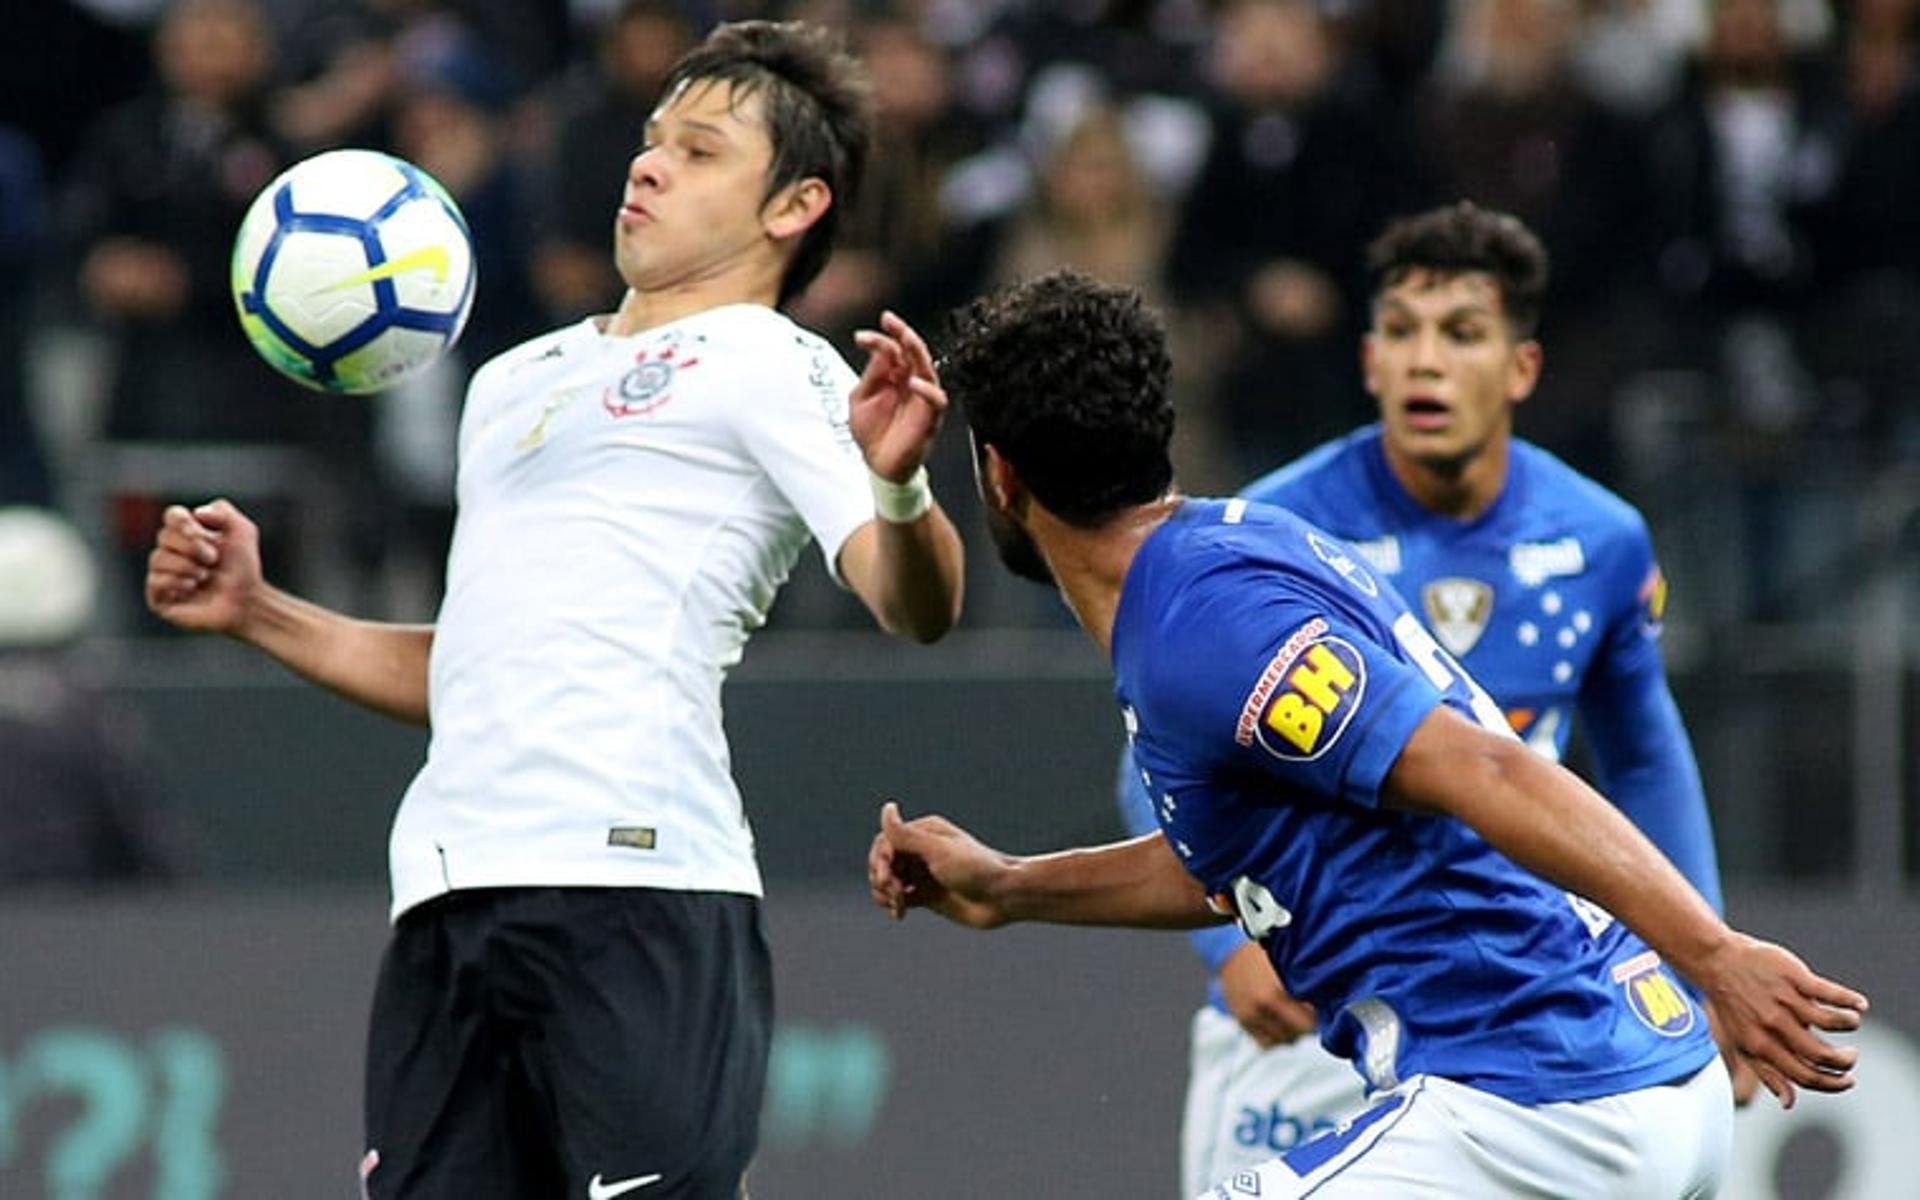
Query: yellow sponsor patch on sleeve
1249,634,1367,762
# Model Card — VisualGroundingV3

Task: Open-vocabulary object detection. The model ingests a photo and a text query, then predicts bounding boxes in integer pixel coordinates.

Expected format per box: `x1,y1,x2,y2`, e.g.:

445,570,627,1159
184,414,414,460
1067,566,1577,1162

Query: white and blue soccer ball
231,148,475,395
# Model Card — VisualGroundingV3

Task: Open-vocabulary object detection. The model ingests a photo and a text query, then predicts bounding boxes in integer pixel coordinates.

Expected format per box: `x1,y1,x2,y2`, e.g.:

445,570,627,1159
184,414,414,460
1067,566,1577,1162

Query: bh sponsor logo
1252,636,1367,762
1611,951,1696,1037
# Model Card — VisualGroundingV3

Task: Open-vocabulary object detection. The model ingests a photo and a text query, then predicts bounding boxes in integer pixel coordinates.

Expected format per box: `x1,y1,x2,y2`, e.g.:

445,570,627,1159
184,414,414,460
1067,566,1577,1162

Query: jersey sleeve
1577,522,1725,912
1143,562,1445,809
1114,744,1247,975
723,333,873,586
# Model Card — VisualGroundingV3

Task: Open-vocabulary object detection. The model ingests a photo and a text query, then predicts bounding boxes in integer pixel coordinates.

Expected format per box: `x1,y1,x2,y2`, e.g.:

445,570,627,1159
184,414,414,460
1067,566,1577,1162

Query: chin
986,507,1055,585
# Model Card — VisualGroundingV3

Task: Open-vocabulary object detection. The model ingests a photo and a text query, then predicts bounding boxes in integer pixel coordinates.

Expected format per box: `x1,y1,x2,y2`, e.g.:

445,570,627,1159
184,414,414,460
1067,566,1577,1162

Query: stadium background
2,1,1917,1196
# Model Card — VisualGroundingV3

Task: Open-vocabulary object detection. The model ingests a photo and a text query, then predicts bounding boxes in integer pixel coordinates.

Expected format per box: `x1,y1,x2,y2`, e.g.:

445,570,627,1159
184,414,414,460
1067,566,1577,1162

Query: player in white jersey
867,272,1865,1197
1118,203,1756,1196
144,22,964,1199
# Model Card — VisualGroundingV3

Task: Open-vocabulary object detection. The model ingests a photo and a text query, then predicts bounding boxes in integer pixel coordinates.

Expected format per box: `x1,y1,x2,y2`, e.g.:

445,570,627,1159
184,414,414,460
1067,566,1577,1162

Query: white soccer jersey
386,304,875,920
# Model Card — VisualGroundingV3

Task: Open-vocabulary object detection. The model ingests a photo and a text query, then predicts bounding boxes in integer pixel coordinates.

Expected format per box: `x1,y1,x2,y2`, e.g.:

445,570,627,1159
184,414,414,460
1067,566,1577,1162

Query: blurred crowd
1,0,1917,634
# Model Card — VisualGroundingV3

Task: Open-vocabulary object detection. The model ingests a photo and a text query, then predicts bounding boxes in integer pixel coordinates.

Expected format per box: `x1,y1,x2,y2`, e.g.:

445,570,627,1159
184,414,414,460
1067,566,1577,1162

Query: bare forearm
853,509,965,642
1395,723,1731,980
996,833,1225,929
237,585,433,726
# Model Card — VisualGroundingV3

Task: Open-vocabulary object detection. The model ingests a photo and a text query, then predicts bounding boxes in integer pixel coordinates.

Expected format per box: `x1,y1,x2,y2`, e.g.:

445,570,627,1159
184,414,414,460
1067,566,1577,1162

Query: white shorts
1196,1058,1732,1200
1180,1005,1368,1198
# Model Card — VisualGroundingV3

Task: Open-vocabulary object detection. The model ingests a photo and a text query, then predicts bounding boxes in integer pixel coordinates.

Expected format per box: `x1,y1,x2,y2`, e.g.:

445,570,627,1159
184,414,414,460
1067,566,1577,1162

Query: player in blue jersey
868,271,1866,1197
1113,202,1750,1195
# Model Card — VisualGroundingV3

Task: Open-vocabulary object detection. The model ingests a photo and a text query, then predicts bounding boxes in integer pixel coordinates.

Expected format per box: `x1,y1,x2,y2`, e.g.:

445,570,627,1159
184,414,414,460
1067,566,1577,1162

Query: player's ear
1508,339,1543,405
980,443,1025,512
763,177,831,241
1360,332,1381,397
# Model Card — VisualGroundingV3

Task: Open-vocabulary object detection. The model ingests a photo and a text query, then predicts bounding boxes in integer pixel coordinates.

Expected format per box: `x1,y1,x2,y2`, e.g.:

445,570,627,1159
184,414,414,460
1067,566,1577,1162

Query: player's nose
1407,327,1445,373
628,146,666,191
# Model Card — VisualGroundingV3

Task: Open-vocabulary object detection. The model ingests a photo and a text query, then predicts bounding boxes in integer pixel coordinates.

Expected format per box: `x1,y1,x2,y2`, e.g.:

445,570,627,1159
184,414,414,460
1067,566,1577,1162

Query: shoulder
692,305,848,366
1122,504,1332,681
1510,443,1659,608
680,306,857,405
1241,428,1376,508
1140,500,1360,621
466,321,587,396
1514,441,1650,548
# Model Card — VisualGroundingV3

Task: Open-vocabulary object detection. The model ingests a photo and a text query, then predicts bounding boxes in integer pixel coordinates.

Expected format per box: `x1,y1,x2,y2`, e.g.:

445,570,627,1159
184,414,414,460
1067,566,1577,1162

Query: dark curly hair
661,21,872,306
1366,202,1551,339
942,271,1174,527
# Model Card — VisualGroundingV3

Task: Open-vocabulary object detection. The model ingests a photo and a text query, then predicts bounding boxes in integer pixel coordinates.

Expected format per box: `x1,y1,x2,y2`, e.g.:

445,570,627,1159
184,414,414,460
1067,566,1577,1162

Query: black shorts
362,887,772,1200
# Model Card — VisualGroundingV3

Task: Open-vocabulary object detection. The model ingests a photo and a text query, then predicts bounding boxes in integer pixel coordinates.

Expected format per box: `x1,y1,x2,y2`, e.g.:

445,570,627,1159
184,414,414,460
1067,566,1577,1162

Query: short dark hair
1366,202,1551,339
661,21,872,305
942,271,1174,527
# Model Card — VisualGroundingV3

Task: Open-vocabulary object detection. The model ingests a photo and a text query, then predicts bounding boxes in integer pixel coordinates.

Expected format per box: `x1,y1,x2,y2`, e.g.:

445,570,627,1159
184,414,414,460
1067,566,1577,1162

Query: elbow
888,611,957,645
883,586,964,645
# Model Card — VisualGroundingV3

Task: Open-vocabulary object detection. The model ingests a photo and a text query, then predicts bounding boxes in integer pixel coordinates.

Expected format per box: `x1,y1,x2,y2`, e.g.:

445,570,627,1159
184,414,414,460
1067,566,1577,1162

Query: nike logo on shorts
588,1172,663,1199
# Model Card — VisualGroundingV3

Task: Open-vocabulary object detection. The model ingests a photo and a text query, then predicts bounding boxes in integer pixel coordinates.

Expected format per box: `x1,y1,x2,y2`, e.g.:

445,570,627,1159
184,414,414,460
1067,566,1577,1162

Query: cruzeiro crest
1421,577,1494,657
604,334,701,418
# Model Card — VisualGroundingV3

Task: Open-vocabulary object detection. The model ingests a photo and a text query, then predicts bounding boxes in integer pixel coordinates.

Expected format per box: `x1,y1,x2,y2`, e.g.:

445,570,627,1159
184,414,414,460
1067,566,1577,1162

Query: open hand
1703,996,1763,1107
1220,942,1317,1048
1697,933,1868,1109
849,311,948,483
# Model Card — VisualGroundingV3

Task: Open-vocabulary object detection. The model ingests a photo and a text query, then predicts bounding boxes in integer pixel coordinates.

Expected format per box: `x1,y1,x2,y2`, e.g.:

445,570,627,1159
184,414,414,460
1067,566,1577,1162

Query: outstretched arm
1385,704,1867,1108
146,500,433,726
1115,749,1318,1045
1116,749,1248,958
836,311,964,642
869,801,1224,930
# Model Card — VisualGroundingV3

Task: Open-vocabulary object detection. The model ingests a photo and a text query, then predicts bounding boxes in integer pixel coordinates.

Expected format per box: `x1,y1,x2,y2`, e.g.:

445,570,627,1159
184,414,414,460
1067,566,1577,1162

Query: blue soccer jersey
1112,497,1718,1105
1243,427,1721,911
1117,427,1722,1017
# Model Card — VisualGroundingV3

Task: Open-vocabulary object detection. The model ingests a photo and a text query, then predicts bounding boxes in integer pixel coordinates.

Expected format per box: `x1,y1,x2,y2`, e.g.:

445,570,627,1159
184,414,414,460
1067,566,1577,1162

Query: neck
605,266,783,337
1382,432,1511,520
1038,494,1184,657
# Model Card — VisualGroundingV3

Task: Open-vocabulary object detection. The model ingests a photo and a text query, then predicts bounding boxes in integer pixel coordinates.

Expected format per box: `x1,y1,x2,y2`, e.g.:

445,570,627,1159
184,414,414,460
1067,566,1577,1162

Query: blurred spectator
0,0,150,180
1339,0,1450,105
1410,0,1650,477
0,507,188,887
1639,0,1852,617
981,101,1230,487
271,0,574,155
1166,0,1416,480
1642,0,1846,352
970,0,1214,106
0,126,54,508
790,9,994,344
529,0,696,323
59,0,382,616
63,0,302,444
1639,0,1847,392
270,0,405,153
988,104,1168,295
1798,0,1920,455
373,32,546,609
388,35,543,366
1565,0,1710,117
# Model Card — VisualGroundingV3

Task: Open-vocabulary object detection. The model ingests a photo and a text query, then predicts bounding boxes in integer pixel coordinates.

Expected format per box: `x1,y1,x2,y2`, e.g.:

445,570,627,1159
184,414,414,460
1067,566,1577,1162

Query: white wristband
869,466,934,523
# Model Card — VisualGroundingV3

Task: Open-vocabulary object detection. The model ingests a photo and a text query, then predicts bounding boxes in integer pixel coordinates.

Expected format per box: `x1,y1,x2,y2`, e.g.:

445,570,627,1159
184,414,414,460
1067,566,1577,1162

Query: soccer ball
230,148,476,395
